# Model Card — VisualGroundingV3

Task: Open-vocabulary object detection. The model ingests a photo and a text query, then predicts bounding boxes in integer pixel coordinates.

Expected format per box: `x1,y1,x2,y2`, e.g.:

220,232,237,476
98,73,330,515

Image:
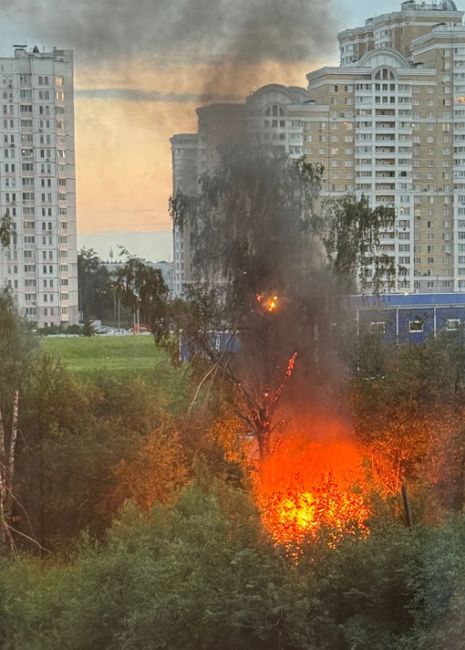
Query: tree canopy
169,146,396,456
77,248,113,322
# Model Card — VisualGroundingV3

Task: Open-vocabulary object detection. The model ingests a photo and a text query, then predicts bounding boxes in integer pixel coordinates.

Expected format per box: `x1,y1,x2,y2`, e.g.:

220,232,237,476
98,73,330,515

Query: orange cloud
74,57,335,235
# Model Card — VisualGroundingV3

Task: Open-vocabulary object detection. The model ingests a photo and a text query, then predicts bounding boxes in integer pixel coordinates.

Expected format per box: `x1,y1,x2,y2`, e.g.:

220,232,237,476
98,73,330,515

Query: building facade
0,45,78,326
307,0,465,293
349,291,465,344
171,133,199,296
172,1,465,296
171,91,316,295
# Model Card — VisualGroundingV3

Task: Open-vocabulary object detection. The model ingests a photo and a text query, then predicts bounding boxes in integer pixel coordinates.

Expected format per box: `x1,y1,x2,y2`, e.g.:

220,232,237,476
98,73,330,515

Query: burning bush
255,433,370,546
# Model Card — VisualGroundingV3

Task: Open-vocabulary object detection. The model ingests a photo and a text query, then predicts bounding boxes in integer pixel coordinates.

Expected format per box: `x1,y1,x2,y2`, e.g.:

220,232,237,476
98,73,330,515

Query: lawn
42,335,193,412
42,335,168,376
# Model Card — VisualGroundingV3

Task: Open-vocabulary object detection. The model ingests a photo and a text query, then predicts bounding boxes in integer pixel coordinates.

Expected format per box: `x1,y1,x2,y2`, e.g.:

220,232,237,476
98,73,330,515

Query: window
446,319,460,331
409,319,424,333
370,321,386,335
265,105,284,118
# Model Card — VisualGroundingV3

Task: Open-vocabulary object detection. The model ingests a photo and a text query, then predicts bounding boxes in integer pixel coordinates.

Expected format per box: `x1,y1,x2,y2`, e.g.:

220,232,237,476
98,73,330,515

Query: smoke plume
3,0,339,95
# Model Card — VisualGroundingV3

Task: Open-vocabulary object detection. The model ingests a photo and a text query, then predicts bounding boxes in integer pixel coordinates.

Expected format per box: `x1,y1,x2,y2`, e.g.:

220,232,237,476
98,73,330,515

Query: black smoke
3,0,339,68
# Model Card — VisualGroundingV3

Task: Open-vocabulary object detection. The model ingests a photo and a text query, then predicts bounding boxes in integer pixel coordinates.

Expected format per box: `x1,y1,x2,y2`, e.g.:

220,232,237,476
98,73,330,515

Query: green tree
324,194,396,293
77,247,113,321
348,331,465,513
115,250,169,340
16,365,172,550
0,482,316,650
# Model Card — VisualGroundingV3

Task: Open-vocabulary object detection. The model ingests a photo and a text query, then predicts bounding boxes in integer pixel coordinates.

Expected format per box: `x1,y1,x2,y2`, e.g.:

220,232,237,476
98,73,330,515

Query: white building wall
0,46,78,326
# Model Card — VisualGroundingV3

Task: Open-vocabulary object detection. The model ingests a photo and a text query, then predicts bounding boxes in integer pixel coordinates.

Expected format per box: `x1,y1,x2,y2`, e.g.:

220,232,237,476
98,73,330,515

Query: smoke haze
3,0,339,68
0,0,341,252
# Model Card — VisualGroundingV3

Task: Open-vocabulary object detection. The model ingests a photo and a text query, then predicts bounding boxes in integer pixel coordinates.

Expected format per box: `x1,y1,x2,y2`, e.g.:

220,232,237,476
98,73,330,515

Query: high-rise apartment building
172,1,465,295
171,91,316,294
0,45,78,326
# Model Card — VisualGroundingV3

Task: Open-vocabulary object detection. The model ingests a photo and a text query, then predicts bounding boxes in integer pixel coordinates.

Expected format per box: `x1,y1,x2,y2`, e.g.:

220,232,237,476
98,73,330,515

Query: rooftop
400,0,458,11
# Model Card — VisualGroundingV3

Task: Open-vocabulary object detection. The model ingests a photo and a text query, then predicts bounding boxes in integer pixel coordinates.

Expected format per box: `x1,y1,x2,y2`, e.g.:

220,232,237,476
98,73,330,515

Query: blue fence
347,293,465,344
179,330,241,362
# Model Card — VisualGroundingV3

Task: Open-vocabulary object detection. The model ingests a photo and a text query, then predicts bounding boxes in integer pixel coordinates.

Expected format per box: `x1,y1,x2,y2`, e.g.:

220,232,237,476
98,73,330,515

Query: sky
0,0,406,260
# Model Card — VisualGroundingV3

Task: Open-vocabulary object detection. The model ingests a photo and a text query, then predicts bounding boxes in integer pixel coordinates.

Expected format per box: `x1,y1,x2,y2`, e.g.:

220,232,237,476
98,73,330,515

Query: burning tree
170,145,395,458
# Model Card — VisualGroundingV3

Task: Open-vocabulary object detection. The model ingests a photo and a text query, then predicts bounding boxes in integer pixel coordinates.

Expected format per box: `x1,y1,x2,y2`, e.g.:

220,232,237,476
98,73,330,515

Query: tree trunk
0,393,9,550
5,389,18,516
0,390,19,554
0,465,11,551
256,420,271,460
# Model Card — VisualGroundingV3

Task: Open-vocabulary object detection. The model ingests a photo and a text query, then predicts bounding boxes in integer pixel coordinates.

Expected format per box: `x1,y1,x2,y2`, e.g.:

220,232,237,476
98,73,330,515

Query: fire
256,292,279,313
255,433,370,547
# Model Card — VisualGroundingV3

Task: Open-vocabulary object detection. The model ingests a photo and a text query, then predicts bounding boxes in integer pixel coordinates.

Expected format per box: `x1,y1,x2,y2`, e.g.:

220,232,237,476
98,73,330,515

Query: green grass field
42,335,167,376
42,335,191,412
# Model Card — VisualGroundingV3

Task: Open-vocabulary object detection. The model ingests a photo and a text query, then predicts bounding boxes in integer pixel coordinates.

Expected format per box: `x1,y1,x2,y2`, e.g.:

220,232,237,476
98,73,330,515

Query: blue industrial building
347,293,465,344
180,294,465,361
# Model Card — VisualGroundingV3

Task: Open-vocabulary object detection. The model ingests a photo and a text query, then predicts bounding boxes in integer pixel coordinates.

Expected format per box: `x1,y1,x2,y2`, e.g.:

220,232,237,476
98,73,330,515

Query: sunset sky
0,0,404,259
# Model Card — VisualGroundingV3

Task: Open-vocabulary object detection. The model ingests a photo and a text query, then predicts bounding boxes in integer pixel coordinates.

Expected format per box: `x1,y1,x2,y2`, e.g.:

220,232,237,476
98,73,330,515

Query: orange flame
255,433,370,547
256,292,279,313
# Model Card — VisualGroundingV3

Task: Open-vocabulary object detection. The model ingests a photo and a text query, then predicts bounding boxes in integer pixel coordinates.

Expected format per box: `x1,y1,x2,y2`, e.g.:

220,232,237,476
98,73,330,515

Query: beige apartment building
172,1,465,295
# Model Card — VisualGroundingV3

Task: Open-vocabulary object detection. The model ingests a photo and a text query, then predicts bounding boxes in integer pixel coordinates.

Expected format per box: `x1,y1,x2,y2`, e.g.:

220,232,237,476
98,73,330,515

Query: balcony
373,160,396,167
375,136,396,143
376,183,396,191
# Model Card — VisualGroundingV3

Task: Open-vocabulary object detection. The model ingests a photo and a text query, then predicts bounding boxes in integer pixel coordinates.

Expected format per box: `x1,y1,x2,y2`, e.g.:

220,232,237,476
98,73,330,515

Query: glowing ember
255,436,370,546
257,292,279,313
285,352,297,379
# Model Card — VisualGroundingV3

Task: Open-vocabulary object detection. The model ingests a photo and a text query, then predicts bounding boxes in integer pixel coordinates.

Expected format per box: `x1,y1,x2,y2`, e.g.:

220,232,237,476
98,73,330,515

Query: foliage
0,291,38,553
107,421,188,511
77,247,113,321
404,516,465,649
82,320,94,337
170,149,324,296
0,483,317,650
299,519,423,649
5,483,465,649
14,356,188,550
169,148,400,457
324,194,396,292
348,330,465,513
0,212,12,248
37,324,83,336
115,251,169,341
0,290,38,400
169,148,340,456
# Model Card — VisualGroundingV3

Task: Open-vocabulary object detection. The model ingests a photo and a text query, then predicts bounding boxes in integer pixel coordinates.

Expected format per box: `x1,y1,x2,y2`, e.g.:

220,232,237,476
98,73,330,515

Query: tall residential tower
0,45,78,326
172,1,465,295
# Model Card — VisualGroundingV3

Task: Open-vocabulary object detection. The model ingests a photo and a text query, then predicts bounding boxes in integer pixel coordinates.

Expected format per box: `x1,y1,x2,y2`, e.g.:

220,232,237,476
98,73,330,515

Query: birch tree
0,291,37,553
169,147,396,458
169,147,333,457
